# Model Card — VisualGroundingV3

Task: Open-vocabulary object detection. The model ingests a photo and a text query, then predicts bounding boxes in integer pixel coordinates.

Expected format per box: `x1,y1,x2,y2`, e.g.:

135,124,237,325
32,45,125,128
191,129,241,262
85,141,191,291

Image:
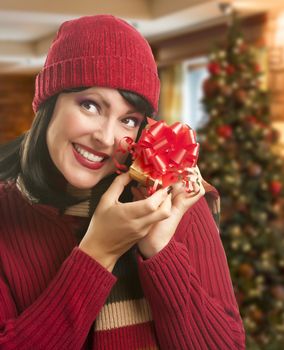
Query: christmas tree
198,15,284,349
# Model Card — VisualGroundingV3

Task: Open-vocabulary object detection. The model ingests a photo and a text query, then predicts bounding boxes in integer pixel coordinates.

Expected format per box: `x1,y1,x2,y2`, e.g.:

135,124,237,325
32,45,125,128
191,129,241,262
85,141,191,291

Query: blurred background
0,0,284,348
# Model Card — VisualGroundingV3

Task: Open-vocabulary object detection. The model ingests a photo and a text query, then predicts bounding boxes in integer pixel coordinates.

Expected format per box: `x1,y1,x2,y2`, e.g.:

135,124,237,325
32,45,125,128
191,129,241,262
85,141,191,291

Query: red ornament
208,62,221,75
246,115,258,124
202,78,219,97
226,64,235,75
270,180,282,196
217,125,233,139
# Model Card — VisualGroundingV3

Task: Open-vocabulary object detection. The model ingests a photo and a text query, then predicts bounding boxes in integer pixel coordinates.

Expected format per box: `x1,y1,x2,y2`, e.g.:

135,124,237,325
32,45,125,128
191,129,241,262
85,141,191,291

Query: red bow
131,118,199,188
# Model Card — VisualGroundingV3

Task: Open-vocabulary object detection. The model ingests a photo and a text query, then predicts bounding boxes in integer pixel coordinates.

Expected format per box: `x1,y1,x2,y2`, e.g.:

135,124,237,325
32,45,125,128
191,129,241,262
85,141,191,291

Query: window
182,57,209,130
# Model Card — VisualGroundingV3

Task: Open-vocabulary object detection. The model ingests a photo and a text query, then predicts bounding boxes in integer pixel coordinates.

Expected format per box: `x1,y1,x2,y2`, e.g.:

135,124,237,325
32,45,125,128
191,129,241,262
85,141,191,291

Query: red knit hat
32,15,160,112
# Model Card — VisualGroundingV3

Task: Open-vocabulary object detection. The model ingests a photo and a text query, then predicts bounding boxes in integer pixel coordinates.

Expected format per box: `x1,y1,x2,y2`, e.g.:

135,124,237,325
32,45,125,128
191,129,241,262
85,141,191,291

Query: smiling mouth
73,143,108,162
72,143,110,170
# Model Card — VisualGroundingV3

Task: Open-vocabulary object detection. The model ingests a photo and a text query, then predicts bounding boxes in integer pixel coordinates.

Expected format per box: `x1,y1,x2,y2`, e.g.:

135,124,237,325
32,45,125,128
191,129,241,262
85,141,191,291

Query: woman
0,15,245,349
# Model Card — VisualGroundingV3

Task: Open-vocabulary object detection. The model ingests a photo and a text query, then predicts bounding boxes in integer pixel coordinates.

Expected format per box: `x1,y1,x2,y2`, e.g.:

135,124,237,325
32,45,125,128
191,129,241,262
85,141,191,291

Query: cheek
48,113,86,145
114,128,139,152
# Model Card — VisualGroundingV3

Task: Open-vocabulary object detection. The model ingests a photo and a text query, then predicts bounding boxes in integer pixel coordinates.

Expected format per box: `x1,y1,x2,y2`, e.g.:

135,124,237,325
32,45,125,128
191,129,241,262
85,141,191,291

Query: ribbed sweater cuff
137,238,185,270
71,247,117,283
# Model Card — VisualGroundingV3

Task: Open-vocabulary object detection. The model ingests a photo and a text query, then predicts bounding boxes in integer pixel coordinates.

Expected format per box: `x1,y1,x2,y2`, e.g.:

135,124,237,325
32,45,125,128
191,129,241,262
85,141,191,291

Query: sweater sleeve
0,248,116,350
137,197,245,350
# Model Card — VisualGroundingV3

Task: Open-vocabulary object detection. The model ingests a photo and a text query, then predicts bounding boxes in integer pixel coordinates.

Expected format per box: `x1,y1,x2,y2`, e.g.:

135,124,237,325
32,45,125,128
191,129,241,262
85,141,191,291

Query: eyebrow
84,91,140,115
94,94,111,109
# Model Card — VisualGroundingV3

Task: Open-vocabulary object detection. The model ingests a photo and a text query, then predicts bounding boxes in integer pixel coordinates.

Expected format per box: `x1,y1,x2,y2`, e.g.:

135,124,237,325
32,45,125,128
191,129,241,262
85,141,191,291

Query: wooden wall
0,75,35,144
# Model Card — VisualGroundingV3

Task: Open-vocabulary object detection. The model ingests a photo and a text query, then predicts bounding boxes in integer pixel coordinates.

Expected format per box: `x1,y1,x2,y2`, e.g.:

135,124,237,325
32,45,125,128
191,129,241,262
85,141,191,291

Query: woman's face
46,87,144,189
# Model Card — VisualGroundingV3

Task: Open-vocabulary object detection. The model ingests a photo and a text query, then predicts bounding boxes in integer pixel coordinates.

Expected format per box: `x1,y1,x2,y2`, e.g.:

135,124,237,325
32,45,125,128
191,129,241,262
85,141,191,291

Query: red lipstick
72,144,108,170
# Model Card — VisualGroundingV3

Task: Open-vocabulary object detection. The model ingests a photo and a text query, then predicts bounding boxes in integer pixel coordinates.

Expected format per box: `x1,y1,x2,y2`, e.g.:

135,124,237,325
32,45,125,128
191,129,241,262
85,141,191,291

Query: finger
134,192,172,230
195,165,203,180
100,172,132,205
182,182,205,204
172,182,205,212
171,182,185,199
123,187,169,218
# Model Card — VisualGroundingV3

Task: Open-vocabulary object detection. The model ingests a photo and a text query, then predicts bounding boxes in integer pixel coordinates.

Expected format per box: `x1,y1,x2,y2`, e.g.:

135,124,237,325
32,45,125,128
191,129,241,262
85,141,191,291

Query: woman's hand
132,168,205,259
79,172,171,272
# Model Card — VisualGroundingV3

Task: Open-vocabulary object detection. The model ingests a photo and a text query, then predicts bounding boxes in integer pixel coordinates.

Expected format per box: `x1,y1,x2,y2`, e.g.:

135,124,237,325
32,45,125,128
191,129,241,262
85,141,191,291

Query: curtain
158,64,183,124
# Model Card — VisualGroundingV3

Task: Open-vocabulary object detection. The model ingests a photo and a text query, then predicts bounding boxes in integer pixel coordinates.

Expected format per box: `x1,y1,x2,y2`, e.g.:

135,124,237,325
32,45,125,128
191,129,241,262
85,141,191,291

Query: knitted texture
32,15,160,112
0,182,245,349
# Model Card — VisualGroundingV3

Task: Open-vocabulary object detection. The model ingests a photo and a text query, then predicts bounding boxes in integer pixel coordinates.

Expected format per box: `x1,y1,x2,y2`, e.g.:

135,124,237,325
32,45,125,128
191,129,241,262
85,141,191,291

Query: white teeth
74,144,104,162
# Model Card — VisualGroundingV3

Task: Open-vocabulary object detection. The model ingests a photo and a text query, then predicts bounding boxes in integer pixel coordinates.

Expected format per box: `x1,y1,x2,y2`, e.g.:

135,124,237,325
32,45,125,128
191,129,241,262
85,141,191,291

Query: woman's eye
81,100,99,113
122,117,140,128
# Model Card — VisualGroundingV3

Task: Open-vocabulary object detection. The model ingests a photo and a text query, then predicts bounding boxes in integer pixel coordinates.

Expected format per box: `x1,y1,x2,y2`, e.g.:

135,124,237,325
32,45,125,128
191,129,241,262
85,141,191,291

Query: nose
92,119,115,147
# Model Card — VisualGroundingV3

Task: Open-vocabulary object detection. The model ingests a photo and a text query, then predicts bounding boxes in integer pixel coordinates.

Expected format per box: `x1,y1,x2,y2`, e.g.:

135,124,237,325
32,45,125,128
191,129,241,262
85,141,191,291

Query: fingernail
167,186,173,194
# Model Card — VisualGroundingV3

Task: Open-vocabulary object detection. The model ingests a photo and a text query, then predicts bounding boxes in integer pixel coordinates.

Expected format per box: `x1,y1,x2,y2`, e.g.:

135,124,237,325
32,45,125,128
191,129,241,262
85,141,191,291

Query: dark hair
0,88,154,210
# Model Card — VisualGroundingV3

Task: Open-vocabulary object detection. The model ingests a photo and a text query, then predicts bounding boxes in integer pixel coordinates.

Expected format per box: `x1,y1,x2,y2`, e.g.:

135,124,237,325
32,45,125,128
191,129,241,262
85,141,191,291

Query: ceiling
0,0,283,74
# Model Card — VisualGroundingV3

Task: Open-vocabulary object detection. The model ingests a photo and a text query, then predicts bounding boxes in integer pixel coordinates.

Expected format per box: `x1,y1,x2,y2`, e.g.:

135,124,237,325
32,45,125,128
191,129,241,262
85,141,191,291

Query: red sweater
0,183,245,349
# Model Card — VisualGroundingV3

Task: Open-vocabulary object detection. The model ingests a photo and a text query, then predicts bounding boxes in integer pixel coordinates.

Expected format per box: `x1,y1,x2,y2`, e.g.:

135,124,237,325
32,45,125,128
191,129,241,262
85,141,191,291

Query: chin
64,175,101,190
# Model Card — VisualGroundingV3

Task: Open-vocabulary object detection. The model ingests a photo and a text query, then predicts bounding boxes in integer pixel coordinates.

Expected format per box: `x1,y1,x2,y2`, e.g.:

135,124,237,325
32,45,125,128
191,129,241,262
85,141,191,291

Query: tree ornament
226,64,236,75
255,275,265,285
270,180,282,196
244,141,253,150
236,37,244,46
248,163,262,177
231,241,240,250
217,96,225,104
272,202,282,215
260,182,268,191
232,188,240,197
235,89,246,103
230,225,241,237
245,98,252,107
249,306,264,323
242,243,251,252
207,62,221,75
272,286,284,301
257,211,268,223
246,115,258,124
232,82,238,90
238,263,255,279
218,50,226,58
211,109,218,116
218,78,226,86
202,78,219,97
217,125,233,139
236,201,248,212
221,85,233,96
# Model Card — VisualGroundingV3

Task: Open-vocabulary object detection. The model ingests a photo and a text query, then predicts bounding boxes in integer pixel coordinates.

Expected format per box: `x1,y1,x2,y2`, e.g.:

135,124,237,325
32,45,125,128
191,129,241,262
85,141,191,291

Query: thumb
100,172,132,206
